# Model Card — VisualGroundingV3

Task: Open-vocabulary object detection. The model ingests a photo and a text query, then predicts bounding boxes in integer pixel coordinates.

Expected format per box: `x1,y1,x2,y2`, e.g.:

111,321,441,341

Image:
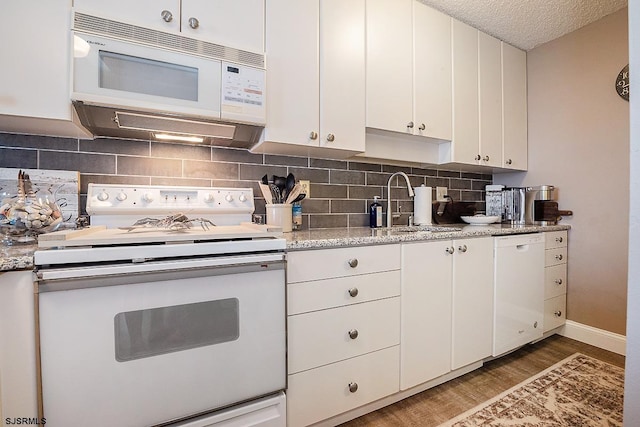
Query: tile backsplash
0,132,492,229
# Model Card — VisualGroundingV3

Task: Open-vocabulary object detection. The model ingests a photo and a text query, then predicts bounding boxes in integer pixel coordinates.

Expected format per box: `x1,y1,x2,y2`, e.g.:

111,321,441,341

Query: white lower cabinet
286,245,401,426
543,231,568,332
400,237,493,390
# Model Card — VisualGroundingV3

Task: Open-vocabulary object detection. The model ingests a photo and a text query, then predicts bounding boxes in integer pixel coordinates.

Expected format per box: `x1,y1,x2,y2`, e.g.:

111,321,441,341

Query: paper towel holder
413,184,433,225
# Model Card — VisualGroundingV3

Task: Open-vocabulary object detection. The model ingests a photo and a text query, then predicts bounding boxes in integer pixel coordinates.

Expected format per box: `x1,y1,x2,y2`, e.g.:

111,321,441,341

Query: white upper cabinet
478,32,503,168
73,0,265,53
451,19,480,164
413,2,453,141
257,0,366,158
502,42,528,170
366,0,413,134
0,0,89,138
366,0,452,141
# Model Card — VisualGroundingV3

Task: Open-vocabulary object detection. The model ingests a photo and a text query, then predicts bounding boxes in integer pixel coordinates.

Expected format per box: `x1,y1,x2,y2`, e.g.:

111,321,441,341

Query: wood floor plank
338,335,625,427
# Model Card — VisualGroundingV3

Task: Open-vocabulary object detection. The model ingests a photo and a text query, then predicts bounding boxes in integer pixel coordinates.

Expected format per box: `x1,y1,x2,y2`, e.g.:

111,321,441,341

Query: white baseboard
559,320,627,355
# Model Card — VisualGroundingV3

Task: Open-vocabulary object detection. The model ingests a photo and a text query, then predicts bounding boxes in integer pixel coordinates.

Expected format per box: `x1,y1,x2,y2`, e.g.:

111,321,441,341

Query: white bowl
460,215,501,225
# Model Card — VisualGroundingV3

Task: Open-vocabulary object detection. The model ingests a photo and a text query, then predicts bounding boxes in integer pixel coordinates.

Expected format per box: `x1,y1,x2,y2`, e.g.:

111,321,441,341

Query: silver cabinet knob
418,123,426,131
555,278,563,285
161,10,173,22
326,133,335,142
458,244,468,253
309,131,318,140
555,254,563,261
348,288,359,298
556,236,564,243
188,17,200,29
348,329,359,340
407,121,414,129
445,247,455,255
348,258,358,268
554,310,562,317
483,155,490,161
506,158,513,165
475,154,481,161
534,321,538,328
348,382,358,393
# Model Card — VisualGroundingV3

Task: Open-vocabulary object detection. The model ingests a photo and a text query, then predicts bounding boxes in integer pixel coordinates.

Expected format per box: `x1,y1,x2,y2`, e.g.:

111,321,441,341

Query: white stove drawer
287,346,400,427
288,297,400,374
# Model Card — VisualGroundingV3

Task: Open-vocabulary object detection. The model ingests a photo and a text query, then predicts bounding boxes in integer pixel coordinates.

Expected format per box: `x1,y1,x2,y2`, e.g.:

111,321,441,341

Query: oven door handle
36,253,285,287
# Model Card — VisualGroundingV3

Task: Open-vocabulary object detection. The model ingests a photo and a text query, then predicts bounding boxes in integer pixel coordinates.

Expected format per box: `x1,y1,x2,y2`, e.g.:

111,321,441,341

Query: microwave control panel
221,63,266,124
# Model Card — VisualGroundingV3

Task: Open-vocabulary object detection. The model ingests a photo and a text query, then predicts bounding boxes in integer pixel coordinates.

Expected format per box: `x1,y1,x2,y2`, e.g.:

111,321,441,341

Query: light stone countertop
0,243,37,272
284,223,571,250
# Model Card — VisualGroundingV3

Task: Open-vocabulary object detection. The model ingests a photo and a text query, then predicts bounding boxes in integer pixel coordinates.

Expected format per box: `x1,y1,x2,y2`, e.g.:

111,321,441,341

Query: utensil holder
266,204,292,232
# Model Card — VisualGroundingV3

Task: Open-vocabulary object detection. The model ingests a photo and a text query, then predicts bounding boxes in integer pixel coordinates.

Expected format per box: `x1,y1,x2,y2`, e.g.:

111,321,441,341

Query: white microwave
72,31,266,127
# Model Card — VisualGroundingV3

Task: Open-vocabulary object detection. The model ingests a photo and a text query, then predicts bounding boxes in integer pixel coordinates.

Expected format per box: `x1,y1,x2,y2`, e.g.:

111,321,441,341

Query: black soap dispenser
370,196,383,228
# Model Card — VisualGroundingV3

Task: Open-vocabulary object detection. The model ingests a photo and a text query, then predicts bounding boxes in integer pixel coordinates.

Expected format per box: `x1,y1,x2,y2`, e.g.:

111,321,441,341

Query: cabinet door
478,32,502,167
182,0,264,53
451,19,480,164
451,237,493,370
319,0,366,153
263,0,320,147
502,42,528,170
413,2,452,141
366,0,413,134
73,0,180,32
400,241,452,390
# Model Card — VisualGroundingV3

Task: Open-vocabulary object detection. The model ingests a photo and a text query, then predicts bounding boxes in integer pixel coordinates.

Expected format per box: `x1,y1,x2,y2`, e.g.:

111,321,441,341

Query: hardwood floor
338,335,625,427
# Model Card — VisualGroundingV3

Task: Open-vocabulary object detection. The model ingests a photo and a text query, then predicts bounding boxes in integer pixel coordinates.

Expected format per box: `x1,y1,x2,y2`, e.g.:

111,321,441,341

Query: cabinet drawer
287,245,401,283
287,346,400,427
544,264,567,299
544,294,567,332
545,247,567,266
288,270,400,315
545,231,567,249
288,297,400,374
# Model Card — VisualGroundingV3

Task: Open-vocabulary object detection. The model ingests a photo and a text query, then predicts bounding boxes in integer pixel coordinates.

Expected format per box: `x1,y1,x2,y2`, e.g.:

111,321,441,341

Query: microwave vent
73,12,265,69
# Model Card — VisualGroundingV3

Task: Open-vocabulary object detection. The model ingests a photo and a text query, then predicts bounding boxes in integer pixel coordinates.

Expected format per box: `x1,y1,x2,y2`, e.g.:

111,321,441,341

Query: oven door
36,253,285,427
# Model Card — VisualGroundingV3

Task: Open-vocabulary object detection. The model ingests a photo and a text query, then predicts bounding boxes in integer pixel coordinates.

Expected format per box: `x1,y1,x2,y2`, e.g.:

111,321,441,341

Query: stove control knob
143,193,154,203
225,194,234,202
116,192,127,202
204,193,215,203
238,193,247,202
97,191,109,202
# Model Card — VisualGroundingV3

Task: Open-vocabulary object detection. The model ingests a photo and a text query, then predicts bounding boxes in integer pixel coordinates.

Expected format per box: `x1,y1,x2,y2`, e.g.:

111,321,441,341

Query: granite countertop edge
2,224,571,271
284,224,571,250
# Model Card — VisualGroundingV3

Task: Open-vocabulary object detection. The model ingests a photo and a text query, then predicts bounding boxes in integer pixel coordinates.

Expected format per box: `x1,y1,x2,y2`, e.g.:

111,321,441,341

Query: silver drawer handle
188,17,200,29
326,133,335,142
348,258,358,268
407,121,414,129
555,278,563,285
554,310,563,317
309,131,318,140
348,382,358,393
483,155,490,161
161,10,173,22
555,254,563,261
458,244,467,253
348,329,359,340
418,123,426,131
556,236,564,243
506,159,513,165
445,247,454,255
475,154,481,161
348,287,359,298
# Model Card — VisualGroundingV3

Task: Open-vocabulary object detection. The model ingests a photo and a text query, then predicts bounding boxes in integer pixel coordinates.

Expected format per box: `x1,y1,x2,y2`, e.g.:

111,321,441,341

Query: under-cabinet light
153,133,205,143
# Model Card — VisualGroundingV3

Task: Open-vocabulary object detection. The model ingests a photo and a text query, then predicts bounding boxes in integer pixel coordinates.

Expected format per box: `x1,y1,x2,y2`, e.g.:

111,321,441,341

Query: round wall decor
616,64,629,101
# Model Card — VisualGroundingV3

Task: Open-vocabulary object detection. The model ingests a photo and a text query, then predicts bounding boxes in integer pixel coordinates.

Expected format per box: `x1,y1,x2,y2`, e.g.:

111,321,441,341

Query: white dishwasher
493,233,545,356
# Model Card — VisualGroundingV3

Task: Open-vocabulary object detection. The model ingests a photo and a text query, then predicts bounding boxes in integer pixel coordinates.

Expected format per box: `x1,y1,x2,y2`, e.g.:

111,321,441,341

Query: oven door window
114,298,239,362
99,50,199,101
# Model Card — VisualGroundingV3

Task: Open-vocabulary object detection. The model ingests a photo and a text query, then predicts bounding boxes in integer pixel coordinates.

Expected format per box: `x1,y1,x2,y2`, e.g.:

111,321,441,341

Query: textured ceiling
418,0,628,51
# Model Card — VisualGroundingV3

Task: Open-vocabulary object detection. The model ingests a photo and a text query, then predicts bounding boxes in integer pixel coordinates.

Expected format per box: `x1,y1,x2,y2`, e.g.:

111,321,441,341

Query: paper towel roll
413,185,432,225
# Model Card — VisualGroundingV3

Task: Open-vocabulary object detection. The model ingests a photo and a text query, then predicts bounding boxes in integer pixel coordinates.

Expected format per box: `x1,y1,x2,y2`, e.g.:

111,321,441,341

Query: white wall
624,0,639,423
494,8,629,335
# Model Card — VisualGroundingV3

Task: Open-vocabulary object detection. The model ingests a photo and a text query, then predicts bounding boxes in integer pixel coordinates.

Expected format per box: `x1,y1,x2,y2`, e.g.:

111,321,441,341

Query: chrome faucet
386,172,415,228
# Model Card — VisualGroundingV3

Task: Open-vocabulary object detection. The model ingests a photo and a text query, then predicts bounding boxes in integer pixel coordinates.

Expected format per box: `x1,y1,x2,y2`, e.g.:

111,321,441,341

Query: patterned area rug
438,353,624,426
